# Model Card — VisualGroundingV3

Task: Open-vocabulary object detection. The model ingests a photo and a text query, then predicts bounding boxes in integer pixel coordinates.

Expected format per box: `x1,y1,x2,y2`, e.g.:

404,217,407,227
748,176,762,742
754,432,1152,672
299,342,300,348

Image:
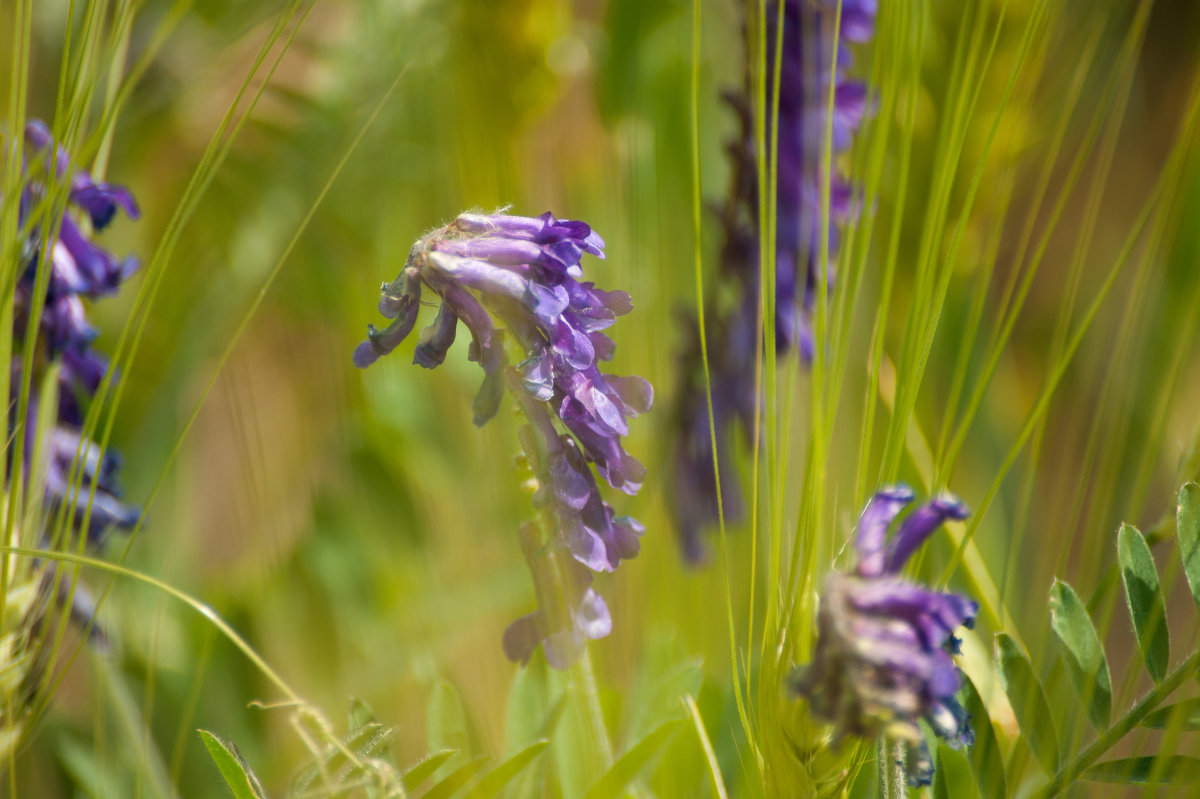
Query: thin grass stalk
940,0,1154,483
940,68,1200,585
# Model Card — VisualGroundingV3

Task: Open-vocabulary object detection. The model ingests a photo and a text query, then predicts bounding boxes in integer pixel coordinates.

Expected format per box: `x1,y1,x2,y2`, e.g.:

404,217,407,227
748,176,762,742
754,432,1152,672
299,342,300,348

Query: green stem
877,740,906,799
506,370,613,769
1029,646,1200,798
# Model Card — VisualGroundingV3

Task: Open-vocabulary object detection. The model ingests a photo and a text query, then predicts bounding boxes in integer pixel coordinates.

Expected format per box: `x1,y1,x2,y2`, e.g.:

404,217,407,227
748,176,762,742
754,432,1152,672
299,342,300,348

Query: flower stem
1029,645,1200,798
878,740,906,799
506,368,613,768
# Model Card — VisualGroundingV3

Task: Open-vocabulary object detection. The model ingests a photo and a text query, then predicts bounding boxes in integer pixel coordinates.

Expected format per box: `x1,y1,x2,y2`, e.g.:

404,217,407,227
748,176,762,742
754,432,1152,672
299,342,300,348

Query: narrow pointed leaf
349,697,377,732
1048,579,1112,729
290,723,395,794
422,755,490,799
428,680,471,755
1118,523,1170,681
1083,756,1200,785
960,673,1006,799
995,633,1060,774
1178,482,1200,608
1140,698,1200,731
198,730,268,799
933,743,978,799
462,740,549,799
583,721,682,799
400,750,458,792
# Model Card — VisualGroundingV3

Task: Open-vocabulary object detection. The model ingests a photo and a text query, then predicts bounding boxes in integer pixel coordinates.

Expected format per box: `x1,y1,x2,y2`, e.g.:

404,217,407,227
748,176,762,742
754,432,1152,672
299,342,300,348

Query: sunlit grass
3,0,1200,797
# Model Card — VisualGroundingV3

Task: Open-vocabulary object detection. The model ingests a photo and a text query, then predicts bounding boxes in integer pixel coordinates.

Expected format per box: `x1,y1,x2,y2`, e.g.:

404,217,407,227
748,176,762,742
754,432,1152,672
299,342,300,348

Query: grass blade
960,672,1006,799
400,750,458,793
422,755,490,799
583,720,681,799
461,741,548,799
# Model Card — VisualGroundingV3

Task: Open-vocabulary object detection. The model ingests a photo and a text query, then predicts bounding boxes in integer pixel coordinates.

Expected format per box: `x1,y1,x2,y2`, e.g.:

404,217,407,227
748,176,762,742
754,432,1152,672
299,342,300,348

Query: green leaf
428,680,470,753
960,673,1006,799
1083,756,1200,784
349,697,377,732
290,722,396,795
1140,698,1200,731
462,740,549,799
995,633,1060,774
198,730,268,799
933,743,978,799
1178,482,1200,608
503,663,563,799
400,750,458,793
427,679,471,783
1048,579,1112,729
1118,523,1170,681
422,755,491,799
583,720,681,799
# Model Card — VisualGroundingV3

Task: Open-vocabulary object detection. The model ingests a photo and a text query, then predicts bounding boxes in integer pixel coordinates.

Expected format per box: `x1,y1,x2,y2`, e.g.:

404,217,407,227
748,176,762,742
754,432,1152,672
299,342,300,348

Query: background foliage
3,0,1200,796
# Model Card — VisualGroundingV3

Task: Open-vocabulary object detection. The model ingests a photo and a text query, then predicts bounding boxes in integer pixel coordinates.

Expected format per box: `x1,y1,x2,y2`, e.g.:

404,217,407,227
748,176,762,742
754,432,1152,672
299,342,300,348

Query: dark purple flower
790,487,976,787
670,0,876,562
355,210,651,667
8,119,142,566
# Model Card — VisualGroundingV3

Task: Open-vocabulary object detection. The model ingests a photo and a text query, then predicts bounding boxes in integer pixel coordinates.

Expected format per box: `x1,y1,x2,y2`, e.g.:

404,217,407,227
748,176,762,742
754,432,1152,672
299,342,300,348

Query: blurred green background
5,0,1200,796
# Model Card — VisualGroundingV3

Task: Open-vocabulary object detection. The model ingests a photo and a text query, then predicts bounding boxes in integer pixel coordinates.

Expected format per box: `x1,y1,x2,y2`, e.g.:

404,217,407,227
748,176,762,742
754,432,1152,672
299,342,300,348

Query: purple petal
883,494,970,574
854,485,914,578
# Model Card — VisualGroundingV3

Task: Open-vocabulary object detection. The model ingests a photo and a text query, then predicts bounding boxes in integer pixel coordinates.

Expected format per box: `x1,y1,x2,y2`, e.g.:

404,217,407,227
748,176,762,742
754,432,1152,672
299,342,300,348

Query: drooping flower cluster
790,486,977,787
14,120,141,547
355,210,651,667
670,0,875,561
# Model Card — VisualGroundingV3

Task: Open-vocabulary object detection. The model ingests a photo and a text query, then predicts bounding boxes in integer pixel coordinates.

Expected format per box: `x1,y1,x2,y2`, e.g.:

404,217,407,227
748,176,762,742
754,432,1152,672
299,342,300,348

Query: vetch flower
790,486,976,787
14,120,142,548
669,0,876,562
0,119,141,759
355,209,651,667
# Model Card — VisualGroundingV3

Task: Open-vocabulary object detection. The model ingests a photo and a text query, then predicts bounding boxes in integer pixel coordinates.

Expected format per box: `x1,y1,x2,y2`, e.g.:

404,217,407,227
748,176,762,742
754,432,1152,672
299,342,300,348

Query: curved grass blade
932,743,978,799
461,740,549,799
583,720,682,799
198,731,268,799
290,723,395,795
1083,756,1200,785
960,672,1006,799
1178,482,1200,607
400,750,458,793
421,755,490,799
1117,523,1169,681
995,633,1060,775
1048,579,1112,729
1140,698,1200,731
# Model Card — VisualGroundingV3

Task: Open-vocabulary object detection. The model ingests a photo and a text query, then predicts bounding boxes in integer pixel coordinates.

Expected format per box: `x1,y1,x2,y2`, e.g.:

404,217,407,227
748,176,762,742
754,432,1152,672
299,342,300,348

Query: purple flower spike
791,486,976,787
355,209,651,667
8,119,143,637
670,0,877,561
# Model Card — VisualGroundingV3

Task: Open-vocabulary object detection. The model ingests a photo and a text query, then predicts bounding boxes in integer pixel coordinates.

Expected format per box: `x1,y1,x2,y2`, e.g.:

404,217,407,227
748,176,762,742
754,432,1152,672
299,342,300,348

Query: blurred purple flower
670,0,875,562
790,486,976,787
11,120,141,551
355,210,651,667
